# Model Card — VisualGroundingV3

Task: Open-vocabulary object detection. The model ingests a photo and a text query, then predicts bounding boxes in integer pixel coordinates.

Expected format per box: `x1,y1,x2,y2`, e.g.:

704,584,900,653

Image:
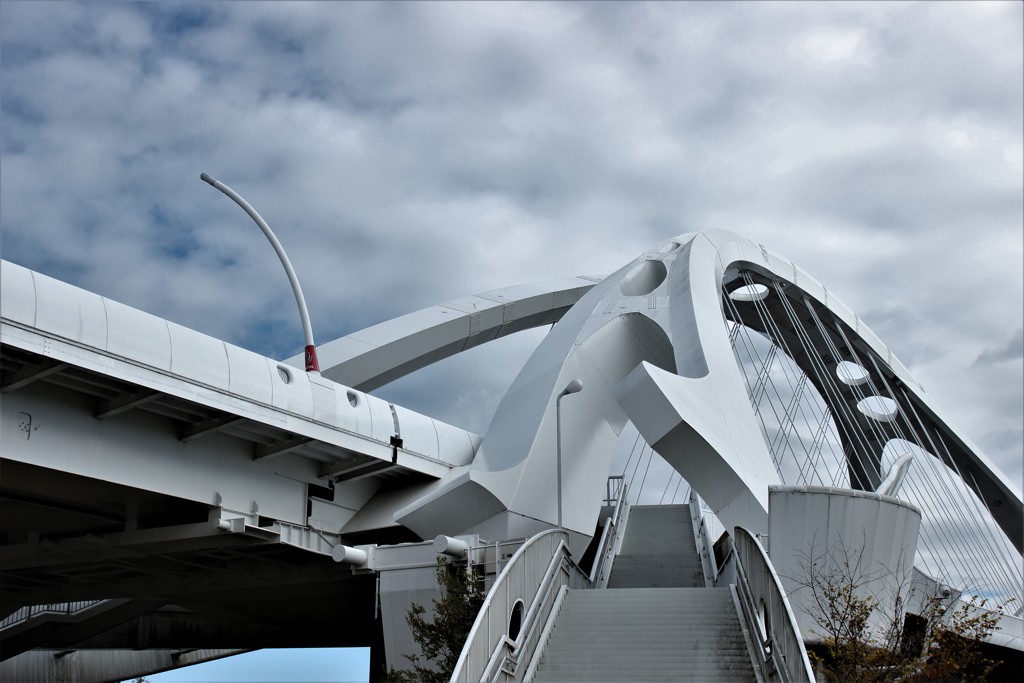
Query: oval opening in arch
729,284,769,302
508,599,525,642
857,396,899,422
620,259,667,297
836,361,869,386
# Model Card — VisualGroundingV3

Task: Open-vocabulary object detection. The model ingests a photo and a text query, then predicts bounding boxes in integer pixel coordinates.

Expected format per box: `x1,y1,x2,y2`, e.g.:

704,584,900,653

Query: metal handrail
451,529,587,682
451,477,630,682
733,527,815,683
481,543,578,681
688,489,717,587
0,600,107,632
588,479,629,588
604,475,624,506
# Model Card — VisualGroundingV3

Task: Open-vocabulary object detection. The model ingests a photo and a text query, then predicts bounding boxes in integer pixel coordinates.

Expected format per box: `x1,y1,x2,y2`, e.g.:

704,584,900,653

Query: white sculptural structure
1,230,1020,681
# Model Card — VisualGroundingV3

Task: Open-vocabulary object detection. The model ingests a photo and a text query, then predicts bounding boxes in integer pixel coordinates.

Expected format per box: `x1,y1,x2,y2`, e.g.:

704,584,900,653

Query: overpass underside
0,348,393,666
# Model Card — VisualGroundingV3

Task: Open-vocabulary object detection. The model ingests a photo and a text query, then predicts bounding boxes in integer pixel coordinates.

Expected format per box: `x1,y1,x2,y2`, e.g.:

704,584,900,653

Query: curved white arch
704,231,1022,551
285,276,600,391
387,231,1021,559
394,235,779,548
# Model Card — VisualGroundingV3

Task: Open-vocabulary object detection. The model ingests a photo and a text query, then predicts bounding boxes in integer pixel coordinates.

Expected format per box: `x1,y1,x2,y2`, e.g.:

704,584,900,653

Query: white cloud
1005,143,1024,176
794,27,866,64
943,128,981,151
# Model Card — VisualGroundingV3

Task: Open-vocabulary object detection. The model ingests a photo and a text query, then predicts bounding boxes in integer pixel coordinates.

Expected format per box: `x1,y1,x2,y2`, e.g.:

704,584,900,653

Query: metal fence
733,527,815,683
0,600,106,631
688,489,718,588
451,529,587,682
451,478,631,682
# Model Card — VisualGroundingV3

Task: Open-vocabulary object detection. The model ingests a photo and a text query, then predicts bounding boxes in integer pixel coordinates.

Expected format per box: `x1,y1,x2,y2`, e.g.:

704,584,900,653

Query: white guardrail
688,489,718,588
732,527,815,683
588,476,630,590
451,478,629,682
450,529,585,682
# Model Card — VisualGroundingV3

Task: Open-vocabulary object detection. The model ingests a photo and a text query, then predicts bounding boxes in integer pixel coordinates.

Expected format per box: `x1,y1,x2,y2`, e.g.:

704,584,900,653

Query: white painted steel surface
285,277,599,390
395,229,1020,557
5,228,1019,555
767,486,922,643
945,595,1024,652
3,227,1023,671
1,260,479,524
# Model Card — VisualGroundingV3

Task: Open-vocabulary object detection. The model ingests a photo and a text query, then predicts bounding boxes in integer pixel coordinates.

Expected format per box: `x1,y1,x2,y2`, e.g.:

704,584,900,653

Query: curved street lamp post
200,173,320,373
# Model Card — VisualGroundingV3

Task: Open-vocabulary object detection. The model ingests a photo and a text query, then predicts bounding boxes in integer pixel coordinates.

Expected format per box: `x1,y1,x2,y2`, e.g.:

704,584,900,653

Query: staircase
607,505,705,589
0,599,161,661
531,504,758,683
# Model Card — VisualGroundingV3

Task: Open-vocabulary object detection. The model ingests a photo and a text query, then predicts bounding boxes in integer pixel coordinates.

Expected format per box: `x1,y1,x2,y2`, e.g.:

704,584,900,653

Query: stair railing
451,529,587,682
0,600,106,632
688,489,718,587
588,477,629,589
732,527,815,683
451,476,631,682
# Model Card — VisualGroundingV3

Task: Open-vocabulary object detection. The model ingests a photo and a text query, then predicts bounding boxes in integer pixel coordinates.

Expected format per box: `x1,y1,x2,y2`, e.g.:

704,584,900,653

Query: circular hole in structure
508,599,525,642
619,259,668,296
347,391,359,408
857,396,899,422
836,361,869,386
728,284,770,302
277,366,292,384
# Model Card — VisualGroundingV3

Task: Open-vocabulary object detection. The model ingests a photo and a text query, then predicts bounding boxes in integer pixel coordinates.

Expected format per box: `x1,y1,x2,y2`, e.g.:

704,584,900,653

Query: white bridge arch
1,230,1020,681
299,230,1020,563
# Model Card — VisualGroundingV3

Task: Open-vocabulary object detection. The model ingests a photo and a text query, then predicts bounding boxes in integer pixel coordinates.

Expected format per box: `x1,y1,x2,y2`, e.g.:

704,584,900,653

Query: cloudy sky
2,1,1021,496
1,1,1020,679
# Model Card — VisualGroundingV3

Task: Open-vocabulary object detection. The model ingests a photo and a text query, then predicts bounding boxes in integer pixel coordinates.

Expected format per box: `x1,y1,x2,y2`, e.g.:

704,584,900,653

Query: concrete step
534,674,757,682
543,634,751,644
533,578,755,683
608,505,707,589
535,666,758,679
539,659,757,671
547,619,743,630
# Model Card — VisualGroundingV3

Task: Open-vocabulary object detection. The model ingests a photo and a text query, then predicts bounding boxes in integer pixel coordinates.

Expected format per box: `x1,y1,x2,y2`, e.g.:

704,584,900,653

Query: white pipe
434,535,469,559
331,544,368,566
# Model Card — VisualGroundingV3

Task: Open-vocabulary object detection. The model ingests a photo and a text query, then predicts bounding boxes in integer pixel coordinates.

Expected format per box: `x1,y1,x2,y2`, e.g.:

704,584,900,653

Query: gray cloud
1,1,1020,492
975,327,1024,366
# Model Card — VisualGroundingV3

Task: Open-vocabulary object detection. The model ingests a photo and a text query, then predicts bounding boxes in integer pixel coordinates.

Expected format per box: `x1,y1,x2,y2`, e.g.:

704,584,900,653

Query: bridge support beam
0,648,248,683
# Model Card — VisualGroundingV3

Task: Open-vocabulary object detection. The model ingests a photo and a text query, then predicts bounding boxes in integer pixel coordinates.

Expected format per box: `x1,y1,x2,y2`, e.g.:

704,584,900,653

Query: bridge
1,230,1020,681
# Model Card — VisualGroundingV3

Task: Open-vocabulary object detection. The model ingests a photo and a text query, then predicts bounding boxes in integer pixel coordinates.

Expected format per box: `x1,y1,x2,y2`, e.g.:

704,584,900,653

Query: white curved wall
768,485,922,642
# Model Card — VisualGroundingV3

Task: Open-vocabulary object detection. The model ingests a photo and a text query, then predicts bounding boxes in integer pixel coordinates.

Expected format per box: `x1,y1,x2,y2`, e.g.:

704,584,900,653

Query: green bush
383,557,484,683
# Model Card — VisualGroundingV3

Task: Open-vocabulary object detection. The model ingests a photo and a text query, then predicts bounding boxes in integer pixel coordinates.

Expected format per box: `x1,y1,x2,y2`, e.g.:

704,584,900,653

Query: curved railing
450,529,587,682
451,479,630,682
733,527,815,683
